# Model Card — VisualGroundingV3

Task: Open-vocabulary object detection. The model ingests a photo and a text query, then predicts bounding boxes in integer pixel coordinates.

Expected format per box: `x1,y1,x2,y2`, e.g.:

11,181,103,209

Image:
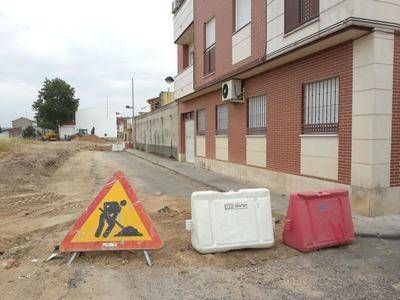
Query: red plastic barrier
283,189,355,252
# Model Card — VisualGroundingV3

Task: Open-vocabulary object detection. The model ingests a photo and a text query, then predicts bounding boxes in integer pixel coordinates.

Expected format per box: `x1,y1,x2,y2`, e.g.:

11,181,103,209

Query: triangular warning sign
61,171,163,252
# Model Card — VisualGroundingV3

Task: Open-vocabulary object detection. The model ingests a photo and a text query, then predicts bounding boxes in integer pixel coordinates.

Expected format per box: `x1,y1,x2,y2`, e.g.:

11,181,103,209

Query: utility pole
107,96,109,119
131,77,135,119
131,77,135,146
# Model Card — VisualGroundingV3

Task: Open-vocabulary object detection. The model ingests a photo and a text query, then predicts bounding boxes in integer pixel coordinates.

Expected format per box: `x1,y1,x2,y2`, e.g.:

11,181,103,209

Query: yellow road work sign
60,171,163,252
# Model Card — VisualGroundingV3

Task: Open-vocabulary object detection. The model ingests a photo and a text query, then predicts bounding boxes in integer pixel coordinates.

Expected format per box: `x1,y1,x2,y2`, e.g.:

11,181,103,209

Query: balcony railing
172,0,185,14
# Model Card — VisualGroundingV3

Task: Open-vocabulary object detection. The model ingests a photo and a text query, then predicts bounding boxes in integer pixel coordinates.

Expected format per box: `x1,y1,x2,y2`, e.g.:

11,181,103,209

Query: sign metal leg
67,252,80,266
128,250,152,267
45,246,61,262
143,250,152,267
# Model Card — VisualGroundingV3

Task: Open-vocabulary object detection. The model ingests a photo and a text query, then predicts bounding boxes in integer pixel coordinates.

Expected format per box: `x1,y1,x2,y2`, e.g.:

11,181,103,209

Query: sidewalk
126,149,400,238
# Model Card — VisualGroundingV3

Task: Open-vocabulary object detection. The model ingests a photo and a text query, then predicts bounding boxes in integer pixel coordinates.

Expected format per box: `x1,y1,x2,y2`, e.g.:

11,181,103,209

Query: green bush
22,126,37,139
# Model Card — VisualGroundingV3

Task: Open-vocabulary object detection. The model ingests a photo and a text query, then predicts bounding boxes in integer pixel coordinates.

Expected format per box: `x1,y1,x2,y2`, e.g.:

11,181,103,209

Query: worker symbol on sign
95,200,143,238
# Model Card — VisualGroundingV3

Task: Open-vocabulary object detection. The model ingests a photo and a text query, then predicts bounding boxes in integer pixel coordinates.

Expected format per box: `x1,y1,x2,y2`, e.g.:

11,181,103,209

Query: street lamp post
116,112,121,144
125,77,135,148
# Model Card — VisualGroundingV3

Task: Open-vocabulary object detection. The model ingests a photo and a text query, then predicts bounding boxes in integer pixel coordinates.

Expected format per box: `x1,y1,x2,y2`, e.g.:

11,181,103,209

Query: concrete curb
356,233,400,240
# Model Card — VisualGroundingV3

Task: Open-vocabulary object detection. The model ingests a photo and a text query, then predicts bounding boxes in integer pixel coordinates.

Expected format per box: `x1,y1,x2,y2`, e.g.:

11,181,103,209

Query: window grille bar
303,77,339,134
248,95,267,135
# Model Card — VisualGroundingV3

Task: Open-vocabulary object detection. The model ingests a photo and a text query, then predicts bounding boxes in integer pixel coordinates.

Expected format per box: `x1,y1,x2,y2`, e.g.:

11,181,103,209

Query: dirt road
0,145,399,299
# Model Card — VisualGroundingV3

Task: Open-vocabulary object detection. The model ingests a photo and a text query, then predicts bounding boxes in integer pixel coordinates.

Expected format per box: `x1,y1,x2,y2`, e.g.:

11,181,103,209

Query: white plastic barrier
187,188,274,254
112,144,124,152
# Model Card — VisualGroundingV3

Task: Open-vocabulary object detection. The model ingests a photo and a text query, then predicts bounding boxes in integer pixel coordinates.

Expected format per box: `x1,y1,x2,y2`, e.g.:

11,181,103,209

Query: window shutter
301,0,319,23
209,47,215,73
284,0,300,33
204,51,210,75
197,109,206,134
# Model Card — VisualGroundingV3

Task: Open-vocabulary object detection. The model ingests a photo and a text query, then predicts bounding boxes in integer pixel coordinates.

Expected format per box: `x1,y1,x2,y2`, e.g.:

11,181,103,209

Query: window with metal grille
216,104,228,135
248,95,267,135
197,109,206,135
204,17,216,76
303,77,339,134
284,0,319,33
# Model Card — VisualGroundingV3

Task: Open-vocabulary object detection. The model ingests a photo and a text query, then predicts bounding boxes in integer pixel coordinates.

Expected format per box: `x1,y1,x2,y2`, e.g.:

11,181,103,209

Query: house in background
160,91,174,106
113,116,132,147
147,97,161,111
0,128,11,139
172,0,400,216
135,92,178,159
10,117,40,138
12,117,37,129
147,91,174,111
116,117,125,141
123,118,133,146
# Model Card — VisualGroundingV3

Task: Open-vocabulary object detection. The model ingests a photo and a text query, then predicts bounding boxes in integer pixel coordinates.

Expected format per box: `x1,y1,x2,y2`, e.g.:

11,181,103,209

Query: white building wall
135,102,179,159
59,125,76,140
76,106,118,138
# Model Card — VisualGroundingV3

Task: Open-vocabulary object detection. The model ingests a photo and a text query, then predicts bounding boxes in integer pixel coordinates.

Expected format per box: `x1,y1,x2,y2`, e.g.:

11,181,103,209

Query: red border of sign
60,171,163,252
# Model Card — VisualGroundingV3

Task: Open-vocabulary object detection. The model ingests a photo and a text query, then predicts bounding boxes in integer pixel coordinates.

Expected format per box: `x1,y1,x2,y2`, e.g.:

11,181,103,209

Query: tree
32,78,79,131
22,126,36,139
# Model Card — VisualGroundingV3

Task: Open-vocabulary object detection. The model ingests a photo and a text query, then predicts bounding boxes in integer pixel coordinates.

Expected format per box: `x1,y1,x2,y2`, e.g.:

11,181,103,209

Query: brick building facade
172,0,400,216
391,32,400,187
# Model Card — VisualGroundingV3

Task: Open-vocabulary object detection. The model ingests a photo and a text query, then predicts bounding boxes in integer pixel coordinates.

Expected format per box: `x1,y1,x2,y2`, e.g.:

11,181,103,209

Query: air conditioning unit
222,79,243,103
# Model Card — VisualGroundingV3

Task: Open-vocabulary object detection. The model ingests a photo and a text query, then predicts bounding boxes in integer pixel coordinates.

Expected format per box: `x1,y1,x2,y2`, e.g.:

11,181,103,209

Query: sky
0,0,176,128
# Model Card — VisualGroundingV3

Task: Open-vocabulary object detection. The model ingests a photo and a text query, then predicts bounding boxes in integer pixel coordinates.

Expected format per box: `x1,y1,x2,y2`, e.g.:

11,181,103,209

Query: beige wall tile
215,136,228,161
301,135,338,158
196,136,206,157
246,136,267,168
352,139,391,165
351,163,390,188
246,136,267,152
301,156,339,181
352,115,392,140
353,89,393,116
354,63,394,92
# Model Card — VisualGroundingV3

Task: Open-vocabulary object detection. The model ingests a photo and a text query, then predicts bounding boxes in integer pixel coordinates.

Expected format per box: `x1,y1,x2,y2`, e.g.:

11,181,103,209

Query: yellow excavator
42,131,59,142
